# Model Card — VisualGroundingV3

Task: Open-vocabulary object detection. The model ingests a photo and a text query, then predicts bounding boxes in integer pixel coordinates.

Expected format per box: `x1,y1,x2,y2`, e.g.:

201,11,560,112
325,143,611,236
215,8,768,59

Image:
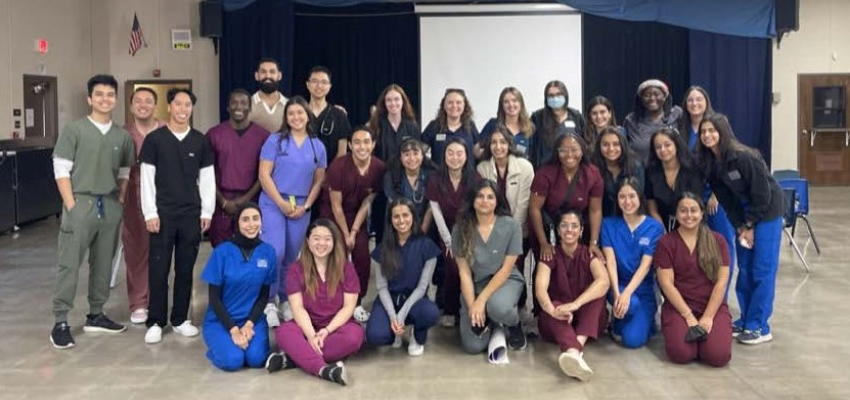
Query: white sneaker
264,303,280,328
354,306,370,323
558,350,593,381
408,336,424,357
281,301,294,322
172,321,199,337
440,315,456,328
392,335,403,348
145,326,163,344
130,309,148,324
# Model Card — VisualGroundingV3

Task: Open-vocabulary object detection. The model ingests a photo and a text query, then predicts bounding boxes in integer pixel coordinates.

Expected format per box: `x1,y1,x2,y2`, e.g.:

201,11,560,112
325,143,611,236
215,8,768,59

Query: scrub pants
734,217,782,334
260,195,311,302
122,177,149,312
441,243,461,317
340,214,371,303
459,278,524,354
365,295,440,346
147,215,201,328
209,189,248,248
204,319,270,371
275,320,364,376
609,286,657,349
538,297,608,352
661,303,732,367
53,194,122,323
707,205,737,295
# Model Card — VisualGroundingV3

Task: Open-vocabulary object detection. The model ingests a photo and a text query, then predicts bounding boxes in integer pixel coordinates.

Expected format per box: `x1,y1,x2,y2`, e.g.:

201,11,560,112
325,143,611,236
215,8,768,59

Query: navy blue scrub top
371,236,440,294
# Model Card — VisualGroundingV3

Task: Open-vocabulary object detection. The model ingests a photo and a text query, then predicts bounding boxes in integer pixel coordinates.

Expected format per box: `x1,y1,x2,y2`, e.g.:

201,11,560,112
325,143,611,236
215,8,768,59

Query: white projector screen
417,4,583,130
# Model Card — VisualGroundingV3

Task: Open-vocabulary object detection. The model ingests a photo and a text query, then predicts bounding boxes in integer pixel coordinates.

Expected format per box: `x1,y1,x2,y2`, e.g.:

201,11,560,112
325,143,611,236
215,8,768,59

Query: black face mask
258,79,279,94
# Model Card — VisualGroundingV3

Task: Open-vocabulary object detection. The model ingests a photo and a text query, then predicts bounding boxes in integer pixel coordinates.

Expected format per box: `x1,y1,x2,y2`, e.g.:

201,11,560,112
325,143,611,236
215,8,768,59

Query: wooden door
798,74,850,185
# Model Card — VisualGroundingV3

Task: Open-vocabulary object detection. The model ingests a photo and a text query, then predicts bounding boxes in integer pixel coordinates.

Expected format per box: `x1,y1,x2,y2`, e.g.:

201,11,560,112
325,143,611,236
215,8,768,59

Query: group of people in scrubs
50,66,785,386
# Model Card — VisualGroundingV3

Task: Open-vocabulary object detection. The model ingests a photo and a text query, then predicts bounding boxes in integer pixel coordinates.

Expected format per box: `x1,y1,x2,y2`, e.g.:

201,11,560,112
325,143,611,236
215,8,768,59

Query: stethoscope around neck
276,132,319,164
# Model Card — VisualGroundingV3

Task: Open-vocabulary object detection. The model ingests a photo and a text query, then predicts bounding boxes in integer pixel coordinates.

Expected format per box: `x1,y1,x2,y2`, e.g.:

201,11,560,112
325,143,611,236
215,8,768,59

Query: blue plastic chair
781,188,811,272
773,169,802,181
777,178,821,256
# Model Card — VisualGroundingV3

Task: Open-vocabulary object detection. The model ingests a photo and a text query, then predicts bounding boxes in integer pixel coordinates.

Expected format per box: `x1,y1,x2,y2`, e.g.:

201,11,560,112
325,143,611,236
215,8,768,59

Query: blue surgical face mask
547,95,566,109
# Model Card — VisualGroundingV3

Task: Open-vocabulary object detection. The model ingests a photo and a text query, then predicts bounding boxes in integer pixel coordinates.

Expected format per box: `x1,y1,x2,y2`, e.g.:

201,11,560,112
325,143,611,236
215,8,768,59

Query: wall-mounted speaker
776,0,799,33
200,1,222,38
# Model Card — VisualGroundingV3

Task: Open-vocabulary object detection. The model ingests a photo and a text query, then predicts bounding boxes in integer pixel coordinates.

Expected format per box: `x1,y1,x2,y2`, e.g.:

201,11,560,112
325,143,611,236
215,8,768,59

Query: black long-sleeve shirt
707,150,784,229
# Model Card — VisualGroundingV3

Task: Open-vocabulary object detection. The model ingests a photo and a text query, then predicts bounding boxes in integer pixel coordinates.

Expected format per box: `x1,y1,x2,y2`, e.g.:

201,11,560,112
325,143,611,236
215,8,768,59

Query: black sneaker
506,323,527,350
319,361,347,386
50,322,75,349
265,352,296,373
83,313,126,333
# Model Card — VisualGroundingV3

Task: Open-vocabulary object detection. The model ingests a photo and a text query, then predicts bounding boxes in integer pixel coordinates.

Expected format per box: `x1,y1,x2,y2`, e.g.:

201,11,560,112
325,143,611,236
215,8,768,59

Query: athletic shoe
319,361,347,386
558,350,593,381
50,322,75,349
738,329,773,345
732,324,744,338
353,306,370,323
392,335,403,349
506,323,527,350
265,352,296,373
83,313,126,333
145,326,163,344
408,336,424,357
440,315,456,328
264,303,280,328
172,321,200,337
130,309,148,324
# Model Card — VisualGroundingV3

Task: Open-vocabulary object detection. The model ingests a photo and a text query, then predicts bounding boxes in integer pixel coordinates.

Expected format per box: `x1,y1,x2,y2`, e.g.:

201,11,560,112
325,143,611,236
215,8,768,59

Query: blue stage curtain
689,30,773,166
291,2,419,127
582,13,690,127
219,0,294,122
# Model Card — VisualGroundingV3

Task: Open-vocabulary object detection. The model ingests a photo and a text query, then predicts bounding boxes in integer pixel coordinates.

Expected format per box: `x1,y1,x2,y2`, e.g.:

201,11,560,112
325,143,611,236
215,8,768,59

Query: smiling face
307,225,334,259
130,89,155,121
641,87,666,112
489,132,510,160
307,71,331,100
443,92,465,120
557,136,583,170
349,129,375,162
501,92,520,118
599,132,622,163
700,121,720,150
391,204,414,237
473,186,497,216
676,197,703,230
590,104,612,129
255,61,281,85
653,133,678,163
400,146,423,173
444,142,467,172
384,89,404,117
617,184,641,216
557,213,583,246
237,208,262,239
88,83,117,116
227,92,251,124
686,89,707,118
167,92,193,126
285,103,309,132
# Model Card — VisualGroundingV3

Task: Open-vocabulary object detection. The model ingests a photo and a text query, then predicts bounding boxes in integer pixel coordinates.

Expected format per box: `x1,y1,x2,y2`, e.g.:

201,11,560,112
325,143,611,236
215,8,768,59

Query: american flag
129,13,147,56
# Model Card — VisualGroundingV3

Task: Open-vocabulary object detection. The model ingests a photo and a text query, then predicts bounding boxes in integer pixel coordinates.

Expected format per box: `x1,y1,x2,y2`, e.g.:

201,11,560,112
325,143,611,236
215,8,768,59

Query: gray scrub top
452,215,524,285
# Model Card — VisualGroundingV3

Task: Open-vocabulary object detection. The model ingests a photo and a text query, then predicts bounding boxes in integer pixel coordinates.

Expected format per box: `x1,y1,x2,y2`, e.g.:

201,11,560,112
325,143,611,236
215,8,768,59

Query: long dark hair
455,179,512,262
540,80,571,146
647,127,695,171
380,198,423,279
614,176,647,217
298,218,346,300
387,138,435,199
696,113,762,176
277,96,316,150
583,95,618,145
677,86,715,148
590,127,638,177
437,136,477,196
480,125,525,160
434,88,474,134
676,192,723,282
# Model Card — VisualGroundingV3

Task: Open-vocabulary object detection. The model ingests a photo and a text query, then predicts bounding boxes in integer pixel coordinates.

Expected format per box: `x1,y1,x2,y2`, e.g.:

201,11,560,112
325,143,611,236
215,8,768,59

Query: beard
258,79,279,94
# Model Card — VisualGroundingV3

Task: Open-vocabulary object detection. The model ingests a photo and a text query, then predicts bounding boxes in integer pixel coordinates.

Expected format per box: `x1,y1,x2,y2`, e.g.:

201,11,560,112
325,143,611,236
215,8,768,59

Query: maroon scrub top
285,260,360,328
320,155,386,222
425,173,479,230
207,122,270,192
544,244,598,304
531,163,603,216
654,231,730,314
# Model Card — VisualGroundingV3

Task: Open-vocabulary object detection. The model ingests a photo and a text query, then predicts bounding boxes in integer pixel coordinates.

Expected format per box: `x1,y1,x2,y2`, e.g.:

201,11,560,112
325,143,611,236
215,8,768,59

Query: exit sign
36,38,48,54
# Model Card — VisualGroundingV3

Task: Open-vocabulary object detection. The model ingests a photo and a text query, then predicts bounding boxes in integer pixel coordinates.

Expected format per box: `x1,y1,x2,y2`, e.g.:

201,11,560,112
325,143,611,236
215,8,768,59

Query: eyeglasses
309,79,331,86
557,147,581,155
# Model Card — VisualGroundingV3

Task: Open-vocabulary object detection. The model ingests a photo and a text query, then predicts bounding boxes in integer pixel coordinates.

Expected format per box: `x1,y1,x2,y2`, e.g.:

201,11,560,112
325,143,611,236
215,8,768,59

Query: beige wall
772,0,850,170
0,0,219,141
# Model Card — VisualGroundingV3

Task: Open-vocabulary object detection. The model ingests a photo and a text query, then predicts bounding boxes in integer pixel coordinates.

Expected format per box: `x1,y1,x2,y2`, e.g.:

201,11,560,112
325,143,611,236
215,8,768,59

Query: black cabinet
0,150,15,233
15,148,61,225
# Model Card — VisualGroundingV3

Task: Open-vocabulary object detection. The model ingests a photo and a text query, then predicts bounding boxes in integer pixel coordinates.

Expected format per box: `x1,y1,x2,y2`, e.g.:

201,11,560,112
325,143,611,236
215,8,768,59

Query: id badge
517,144,527,154
436,134,447,141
